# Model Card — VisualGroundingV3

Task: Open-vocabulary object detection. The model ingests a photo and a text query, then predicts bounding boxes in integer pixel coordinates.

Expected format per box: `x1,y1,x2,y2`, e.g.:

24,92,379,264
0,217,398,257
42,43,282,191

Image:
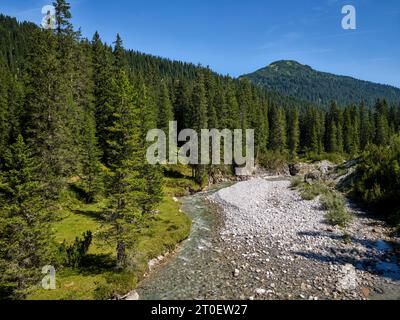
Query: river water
137,183,234,300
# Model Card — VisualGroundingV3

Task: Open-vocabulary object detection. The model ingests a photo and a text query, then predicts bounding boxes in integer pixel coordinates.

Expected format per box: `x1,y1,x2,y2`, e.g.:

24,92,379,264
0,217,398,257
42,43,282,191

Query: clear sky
1,0,399,87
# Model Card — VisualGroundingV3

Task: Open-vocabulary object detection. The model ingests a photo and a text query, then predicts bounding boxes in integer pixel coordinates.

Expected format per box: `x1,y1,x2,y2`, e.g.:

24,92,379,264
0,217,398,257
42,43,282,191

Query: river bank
137,177,400,300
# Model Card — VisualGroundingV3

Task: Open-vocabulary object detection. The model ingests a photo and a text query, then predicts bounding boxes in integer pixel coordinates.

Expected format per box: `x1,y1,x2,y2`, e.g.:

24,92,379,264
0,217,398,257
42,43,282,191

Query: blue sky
1,0,399,87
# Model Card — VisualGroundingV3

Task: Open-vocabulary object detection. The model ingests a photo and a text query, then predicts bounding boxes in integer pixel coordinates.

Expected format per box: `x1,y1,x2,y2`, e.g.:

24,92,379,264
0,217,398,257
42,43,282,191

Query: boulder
289,163,301,176
124,290,139,300
304,171,322,184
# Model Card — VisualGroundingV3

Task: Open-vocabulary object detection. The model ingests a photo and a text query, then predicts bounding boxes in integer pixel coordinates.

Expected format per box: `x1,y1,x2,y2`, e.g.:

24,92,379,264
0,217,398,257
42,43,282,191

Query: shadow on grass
77,253,116,275
71,208,104,221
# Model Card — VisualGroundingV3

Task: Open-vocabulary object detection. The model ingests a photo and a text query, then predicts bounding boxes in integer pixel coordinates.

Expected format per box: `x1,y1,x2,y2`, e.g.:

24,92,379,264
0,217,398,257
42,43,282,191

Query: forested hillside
242,60,400,107
0,1,400,300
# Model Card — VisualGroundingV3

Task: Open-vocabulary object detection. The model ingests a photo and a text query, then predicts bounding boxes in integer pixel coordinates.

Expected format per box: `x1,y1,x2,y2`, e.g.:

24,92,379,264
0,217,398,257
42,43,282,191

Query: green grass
26,165,194,300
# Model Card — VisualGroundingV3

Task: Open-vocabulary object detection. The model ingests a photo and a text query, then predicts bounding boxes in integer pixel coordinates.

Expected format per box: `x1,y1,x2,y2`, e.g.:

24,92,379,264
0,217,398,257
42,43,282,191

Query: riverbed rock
304,171,322,184
124,290,139,300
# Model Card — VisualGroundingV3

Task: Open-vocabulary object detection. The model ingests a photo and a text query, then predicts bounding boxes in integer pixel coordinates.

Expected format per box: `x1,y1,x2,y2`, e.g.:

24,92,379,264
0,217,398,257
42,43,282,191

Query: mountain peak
242,62,400,107
266,60,312,71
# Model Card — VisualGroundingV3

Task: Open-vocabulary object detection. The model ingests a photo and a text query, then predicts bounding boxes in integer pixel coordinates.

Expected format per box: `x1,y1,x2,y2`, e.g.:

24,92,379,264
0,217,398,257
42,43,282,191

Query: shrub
325,207,352,228
259,150,288,172
320,192,345,211
290,177,303,189
321,192,352,227
93,272,137,300
305,152,345,165
58,231,93,268
353,135,400,224
300,182,329,200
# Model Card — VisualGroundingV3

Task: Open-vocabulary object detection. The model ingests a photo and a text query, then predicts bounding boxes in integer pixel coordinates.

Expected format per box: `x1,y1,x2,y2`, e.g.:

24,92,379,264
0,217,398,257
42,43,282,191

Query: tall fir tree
287,108,300,159
0,135,50,298
92,31,115,166
157,80,174,132
268,103,287,152
374,99,390,146
191,72,208,185
103,36,148,269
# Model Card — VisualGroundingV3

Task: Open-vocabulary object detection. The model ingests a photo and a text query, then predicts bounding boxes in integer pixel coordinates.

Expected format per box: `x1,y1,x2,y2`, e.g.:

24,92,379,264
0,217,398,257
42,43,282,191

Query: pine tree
0,59,11,162
92,32,115,165
191,72,208,185
134,77,163,214
103,36,147,270
324,102,343,153
224,80,240,130
268,103,286,152
374,99,390,146
359,102,373,150
173,79,191,132
23,28,72,198
287,108,300,159
0,135,50,298
80,109,103,203
53,0,73,36
157,80,174,132
343,106,356,154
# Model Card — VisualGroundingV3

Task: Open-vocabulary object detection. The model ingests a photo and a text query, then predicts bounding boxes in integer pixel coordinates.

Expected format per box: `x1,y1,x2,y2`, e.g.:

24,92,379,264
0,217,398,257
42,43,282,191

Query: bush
305,152,345,164
325,207,352,228
259,150,288,173
299,182,329,200
353,135,400,225
93,272,137,300
290,177,303,189
58,231,92,268
320,192,345,211
321,193,352,227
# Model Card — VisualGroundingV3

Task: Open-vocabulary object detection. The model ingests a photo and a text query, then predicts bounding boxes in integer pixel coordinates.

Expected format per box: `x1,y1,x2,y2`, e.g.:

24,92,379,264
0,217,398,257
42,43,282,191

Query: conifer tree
0,135,50,298
23,28,71,198
53,0,73,36
158,80,174,132
92,32,115,165
0,59,11,162
173,79,191,132
287,108,300,159
134,77,163,214
269,103,287,152
103,36,146,270
374,99,390,146
191,72,208,185
359,102,373,150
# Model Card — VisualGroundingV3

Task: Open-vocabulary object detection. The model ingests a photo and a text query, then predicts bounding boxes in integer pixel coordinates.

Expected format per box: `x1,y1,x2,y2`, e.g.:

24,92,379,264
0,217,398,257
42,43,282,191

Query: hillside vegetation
242,60,400,107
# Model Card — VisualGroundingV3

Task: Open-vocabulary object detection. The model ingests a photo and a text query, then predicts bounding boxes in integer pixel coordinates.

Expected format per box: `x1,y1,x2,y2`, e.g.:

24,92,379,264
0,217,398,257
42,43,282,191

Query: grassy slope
27,165,198,300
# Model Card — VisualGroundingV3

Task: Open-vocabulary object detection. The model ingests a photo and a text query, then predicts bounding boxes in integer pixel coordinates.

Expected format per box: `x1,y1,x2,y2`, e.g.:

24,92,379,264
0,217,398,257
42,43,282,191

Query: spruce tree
23,28,72,198
268,103,287,152
0,135,50,298
191,72,208,185
0,59,11,162
158,80,174,133
359,102,373,150
92,31,115,166
374,99,390,146
103,36,147,270
288,108,300,159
